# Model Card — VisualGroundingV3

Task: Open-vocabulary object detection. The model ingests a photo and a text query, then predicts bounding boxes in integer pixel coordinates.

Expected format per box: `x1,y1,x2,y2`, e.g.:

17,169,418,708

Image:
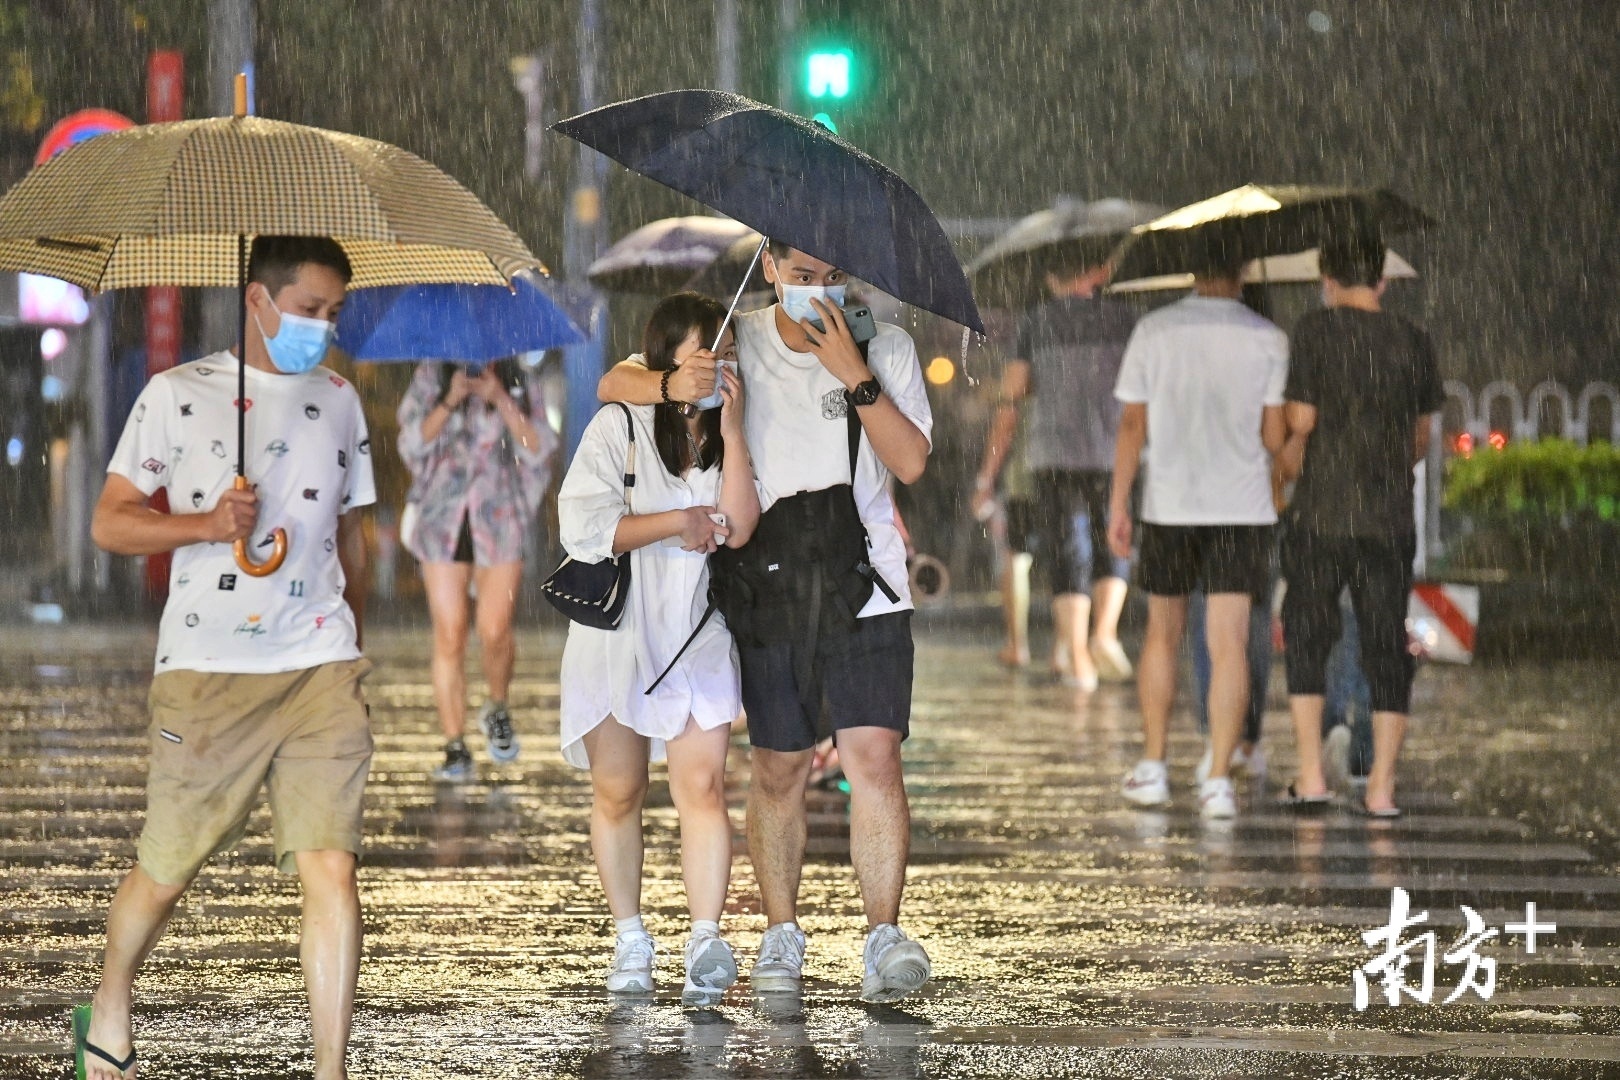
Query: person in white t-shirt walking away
598,240,934,1003
1107,240,1288,820
82,236,374,1080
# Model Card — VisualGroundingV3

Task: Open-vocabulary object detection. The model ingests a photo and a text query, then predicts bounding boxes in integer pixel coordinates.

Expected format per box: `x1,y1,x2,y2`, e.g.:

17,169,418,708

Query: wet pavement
1,616,1617,1078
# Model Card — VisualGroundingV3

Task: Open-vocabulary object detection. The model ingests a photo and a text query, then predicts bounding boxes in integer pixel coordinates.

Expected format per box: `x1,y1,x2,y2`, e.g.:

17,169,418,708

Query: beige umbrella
0,78,543,575
1108,247,1417,294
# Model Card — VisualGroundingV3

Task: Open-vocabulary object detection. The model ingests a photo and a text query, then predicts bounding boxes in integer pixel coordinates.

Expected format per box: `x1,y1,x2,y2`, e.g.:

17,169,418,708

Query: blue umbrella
553,89,984,333
336,271,584,362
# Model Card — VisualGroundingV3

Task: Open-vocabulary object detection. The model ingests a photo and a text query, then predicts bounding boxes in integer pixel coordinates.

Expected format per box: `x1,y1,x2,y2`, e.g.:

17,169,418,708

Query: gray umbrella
586,215,758,295
968,197,1165,311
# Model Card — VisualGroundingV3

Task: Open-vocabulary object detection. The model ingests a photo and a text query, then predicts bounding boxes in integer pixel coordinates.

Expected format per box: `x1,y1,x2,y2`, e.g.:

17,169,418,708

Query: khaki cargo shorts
137,658,374,885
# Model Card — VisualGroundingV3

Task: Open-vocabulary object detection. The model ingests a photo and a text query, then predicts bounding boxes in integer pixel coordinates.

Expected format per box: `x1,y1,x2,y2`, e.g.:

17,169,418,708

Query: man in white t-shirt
597,241,934,1003
1107,246,1287,821
80,237,374,1080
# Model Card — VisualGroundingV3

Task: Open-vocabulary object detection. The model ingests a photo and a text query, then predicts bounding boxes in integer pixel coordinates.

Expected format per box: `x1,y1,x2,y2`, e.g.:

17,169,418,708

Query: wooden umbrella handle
231,475,287,576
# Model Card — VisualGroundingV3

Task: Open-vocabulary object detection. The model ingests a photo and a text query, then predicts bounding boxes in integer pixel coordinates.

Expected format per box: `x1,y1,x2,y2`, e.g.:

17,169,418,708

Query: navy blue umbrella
336,271,584,362
553,89,983,333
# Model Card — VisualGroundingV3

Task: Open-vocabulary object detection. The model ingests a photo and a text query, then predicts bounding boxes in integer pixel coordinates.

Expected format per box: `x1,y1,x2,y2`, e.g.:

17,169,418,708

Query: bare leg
1137,595,1188,761
472,562,522,705
747,747,814,926
295,850,361,1080
582,717,650,920
420,562,473,741
836,727,910,927
1365,711,1407,812
85,865,189,1079
1289,694,1331,797
664,720,733,924
1203,593,1253,783
1090,575,1129,647
1053,594,1099,686
999,552,1033,667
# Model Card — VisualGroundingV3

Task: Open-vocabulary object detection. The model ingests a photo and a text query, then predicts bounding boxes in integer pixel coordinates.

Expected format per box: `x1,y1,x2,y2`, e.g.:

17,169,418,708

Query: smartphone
808,303,877,344
661,512,729,546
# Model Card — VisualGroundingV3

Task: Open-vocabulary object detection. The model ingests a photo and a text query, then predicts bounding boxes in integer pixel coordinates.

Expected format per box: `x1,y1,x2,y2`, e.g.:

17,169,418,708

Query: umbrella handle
231,475,287,576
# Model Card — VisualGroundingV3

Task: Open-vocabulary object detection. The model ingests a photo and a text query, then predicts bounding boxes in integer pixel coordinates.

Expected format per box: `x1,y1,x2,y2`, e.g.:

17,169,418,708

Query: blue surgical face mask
778,283,846,324
255,303,335,374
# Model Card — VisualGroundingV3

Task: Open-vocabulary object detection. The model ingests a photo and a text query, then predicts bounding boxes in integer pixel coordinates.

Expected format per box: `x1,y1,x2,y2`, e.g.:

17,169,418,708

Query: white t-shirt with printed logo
734,306,933,617
107,352,376,674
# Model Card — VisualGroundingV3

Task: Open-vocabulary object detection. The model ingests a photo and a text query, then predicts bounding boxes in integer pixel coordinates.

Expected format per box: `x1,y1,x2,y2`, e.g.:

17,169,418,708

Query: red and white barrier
1407,582,1480,664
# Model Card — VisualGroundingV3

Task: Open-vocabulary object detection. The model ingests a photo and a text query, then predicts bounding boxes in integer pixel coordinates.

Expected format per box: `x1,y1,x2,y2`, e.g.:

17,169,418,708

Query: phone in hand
808,303,877,344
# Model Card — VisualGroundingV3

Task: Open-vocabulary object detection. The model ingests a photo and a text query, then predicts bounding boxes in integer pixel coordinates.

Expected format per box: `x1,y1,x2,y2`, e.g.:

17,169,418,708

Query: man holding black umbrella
598,240,934,1003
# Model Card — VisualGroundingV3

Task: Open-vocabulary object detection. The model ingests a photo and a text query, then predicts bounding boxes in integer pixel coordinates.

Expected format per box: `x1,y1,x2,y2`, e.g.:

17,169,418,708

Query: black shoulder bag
541,404,635,630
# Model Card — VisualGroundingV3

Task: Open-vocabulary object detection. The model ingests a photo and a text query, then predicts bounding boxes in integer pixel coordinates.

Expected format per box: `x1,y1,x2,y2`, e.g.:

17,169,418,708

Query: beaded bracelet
659,368,676,406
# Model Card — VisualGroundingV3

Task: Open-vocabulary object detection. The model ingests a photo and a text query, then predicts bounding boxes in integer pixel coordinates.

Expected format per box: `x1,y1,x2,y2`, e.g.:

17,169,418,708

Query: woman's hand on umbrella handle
802,298,867,386
717,364,745,439
669,350,716,404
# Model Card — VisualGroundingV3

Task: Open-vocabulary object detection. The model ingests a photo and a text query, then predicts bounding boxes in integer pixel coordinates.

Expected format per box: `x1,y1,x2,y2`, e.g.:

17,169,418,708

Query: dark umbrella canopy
554,89,983,333
968,197,1165,311
1110,184,1432,284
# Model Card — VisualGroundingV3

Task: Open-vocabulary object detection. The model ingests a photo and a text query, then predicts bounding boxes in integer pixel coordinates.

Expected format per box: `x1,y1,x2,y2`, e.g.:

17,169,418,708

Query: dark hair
766,237,796,261
248,235,354,293
642,292,727,477
437,357,530,416
1320,233,1385,288
1189,232,1246,281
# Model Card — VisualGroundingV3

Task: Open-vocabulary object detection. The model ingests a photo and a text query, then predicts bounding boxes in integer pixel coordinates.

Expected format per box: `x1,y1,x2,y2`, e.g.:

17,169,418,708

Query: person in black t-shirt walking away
1278,234,1444,818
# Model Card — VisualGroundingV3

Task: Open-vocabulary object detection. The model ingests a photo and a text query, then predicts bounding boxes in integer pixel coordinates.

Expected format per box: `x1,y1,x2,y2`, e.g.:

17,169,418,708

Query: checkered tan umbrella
0,115,543,291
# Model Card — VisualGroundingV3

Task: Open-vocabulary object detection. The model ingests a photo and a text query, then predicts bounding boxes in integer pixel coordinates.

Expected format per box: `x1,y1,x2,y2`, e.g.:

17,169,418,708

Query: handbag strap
616,402,636,512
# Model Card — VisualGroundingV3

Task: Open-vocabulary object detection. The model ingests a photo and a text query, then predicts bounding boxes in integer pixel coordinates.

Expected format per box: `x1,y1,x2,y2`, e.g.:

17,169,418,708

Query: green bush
1444,438,1620,523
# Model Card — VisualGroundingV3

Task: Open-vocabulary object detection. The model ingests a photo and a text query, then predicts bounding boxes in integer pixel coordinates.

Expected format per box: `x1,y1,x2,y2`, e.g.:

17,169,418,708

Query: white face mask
778,283,846,324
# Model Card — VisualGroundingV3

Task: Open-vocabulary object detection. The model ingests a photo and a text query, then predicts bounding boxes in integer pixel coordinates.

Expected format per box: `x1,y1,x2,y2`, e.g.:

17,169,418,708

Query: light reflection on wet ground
1,618,1617,1078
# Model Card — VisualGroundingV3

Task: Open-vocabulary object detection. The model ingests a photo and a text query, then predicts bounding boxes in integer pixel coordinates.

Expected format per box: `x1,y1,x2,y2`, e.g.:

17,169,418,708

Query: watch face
850,378,882,406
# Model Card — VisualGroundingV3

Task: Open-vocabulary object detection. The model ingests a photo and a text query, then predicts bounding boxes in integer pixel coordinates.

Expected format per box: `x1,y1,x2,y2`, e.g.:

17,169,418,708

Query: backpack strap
846,339,901,605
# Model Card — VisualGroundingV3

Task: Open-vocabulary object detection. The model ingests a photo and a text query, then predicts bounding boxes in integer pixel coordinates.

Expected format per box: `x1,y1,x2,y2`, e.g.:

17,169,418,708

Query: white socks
614,914,647,938
691,919,720,940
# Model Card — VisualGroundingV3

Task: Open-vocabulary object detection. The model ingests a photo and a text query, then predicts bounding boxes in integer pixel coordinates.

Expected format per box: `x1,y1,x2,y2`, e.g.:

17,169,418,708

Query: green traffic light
811,111,838,133
805,49,852,99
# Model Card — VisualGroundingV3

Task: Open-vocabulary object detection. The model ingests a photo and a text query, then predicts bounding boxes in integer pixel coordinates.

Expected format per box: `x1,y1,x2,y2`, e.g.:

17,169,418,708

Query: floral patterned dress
396,362,555,566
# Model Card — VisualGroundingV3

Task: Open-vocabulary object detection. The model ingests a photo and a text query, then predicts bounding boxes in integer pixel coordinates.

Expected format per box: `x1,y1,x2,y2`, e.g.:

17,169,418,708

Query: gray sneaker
861,923,930,1003
681,932,738,1008
478,701,520,763
749,922,806,994
432,740,474,783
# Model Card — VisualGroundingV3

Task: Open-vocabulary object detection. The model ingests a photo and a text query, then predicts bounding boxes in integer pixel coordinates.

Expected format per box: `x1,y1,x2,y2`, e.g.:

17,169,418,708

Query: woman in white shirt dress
557,293,759,1007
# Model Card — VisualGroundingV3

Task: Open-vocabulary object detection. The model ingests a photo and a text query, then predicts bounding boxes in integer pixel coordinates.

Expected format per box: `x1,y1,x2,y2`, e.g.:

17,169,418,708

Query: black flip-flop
1360,804,1403,819
74,1004,136,1078
1279,782,1334,807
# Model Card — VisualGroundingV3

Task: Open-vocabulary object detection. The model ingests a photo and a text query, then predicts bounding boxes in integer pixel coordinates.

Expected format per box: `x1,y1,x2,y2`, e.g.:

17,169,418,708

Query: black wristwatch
845,378,882,408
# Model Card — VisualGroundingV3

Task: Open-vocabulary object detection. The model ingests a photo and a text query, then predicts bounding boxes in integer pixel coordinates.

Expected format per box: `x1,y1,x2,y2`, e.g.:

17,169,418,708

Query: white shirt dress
556,403,741,769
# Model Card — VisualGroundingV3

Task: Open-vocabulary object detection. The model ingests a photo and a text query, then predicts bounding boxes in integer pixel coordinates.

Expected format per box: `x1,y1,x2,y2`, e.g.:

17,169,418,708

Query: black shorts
1031,469,1131,594
1003,497,1038,556
1137,523,1273,598
740,611,914,753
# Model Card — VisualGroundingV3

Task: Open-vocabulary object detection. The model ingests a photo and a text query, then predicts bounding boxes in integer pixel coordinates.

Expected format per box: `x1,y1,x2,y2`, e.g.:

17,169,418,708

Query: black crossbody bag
541,404,635,630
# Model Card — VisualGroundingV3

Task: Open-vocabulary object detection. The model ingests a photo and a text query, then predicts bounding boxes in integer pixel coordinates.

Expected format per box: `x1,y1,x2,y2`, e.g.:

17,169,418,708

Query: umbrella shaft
712,235,767,352
237,234,247,478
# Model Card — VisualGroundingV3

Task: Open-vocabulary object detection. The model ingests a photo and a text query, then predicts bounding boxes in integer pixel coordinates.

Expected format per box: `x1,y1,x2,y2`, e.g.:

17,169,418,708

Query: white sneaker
682,932,737,1008
861,923,931,1003
605,930,655,993
1196,743,1268,785
749,922,806,993
1122,759,1171,807
1090,638,1134,682
1199,777,1237,819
